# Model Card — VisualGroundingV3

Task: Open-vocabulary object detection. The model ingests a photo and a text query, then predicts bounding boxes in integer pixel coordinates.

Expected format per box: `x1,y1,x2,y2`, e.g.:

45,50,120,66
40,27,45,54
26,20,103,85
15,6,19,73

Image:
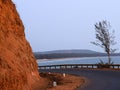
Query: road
39,69,120,90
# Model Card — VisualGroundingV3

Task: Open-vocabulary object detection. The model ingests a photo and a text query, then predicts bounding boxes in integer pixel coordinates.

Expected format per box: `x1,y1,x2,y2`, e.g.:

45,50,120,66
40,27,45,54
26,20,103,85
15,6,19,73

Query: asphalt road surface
39,69,120,90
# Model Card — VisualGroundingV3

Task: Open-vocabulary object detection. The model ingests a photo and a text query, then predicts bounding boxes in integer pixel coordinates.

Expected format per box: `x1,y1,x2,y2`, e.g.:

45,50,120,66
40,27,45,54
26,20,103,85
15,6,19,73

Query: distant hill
36,49,101,54
34,49,120,59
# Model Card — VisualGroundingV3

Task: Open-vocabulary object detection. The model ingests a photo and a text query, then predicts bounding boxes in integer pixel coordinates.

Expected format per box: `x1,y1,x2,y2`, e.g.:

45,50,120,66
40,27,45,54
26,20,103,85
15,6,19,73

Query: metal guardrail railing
38,64,120,69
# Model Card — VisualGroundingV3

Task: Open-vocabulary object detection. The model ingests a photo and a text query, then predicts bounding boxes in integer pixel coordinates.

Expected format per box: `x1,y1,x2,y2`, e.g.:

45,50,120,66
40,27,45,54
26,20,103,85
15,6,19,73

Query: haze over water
37,56,120,66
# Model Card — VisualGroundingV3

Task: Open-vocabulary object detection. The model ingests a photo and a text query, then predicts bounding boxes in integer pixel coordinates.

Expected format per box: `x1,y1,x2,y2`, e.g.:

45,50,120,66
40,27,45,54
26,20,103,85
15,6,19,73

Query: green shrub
97,59,114,68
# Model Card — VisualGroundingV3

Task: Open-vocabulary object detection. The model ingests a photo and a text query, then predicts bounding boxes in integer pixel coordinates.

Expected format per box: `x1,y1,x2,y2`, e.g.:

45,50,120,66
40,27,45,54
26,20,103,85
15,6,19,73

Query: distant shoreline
35,53,120,60
37,56,105,61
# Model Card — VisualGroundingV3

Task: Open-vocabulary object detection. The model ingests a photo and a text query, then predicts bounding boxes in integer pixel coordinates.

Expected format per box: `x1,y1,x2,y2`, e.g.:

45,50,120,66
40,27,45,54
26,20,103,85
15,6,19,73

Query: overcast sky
13,0,120,52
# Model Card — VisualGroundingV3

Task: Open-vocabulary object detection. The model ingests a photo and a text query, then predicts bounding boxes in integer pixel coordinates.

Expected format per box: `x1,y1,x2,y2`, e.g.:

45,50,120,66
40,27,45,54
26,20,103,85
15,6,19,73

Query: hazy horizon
13,0,120,52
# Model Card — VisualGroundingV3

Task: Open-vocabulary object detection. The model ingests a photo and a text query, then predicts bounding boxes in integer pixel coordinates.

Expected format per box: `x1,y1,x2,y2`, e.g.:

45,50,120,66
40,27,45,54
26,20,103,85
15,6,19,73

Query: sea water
37,56,120,66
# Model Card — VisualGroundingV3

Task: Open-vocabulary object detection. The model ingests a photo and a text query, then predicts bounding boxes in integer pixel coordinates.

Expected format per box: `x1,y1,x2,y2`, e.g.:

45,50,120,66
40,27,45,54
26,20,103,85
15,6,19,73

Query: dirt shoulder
39,72,86,90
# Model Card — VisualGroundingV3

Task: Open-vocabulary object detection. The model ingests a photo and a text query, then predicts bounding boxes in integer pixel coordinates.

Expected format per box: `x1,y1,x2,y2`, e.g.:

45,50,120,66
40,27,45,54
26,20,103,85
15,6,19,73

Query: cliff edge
0,0,40,90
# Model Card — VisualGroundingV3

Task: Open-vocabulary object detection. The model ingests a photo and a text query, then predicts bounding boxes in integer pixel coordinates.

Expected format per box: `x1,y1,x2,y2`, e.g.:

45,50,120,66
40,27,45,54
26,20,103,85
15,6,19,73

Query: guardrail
38,64,120,69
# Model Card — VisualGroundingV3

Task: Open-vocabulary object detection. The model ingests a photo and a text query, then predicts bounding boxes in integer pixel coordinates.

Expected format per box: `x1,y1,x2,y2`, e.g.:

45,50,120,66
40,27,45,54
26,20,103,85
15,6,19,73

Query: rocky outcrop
0,0,40,90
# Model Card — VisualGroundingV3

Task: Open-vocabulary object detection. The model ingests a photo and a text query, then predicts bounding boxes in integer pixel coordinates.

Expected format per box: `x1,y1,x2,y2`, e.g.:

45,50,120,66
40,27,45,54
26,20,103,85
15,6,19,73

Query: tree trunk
108,53,111,64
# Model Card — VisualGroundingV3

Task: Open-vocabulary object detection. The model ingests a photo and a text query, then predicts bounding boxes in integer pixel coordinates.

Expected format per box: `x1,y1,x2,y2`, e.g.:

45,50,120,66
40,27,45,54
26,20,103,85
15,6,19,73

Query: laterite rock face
0,0,40,90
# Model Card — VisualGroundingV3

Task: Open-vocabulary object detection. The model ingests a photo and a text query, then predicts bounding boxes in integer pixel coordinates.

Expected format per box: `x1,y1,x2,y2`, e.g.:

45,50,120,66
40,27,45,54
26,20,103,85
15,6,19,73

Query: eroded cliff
0,0,40,90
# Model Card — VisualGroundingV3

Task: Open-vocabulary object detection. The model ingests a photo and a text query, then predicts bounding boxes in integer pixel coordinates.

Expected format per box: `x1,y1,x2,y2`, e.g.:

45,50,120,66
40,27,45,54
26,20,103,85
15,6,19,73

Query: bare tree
91,20,116,64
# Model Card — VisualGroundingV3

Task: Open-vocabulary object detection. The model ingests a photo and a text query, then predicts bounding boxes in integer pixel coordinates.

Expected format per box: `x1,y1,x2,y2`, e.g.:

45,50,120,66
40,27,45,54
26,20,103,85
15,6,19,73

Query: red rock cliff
0,0,40,90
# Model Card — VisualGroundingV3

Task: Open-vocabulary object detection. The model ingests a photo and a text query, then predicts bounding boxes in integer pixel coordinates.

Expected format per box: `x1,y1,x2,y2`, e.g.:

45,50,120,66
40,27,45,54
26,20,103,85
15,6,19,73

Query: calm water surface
37,56,120,66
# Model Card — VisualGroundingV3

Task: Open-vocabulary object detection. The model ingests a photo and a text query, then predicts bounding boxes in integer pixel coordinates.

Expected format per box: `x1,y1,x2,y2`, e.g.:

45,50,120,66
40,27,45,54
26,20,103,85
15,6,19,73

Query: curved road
39,69,120,90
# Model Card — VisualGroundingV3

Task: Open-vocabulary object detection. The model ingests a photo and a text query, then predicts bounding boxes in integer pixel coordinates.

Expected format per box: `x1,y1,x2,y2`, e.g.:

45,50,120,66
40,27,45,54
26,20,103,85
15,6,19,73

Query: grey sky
13,0,120,52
